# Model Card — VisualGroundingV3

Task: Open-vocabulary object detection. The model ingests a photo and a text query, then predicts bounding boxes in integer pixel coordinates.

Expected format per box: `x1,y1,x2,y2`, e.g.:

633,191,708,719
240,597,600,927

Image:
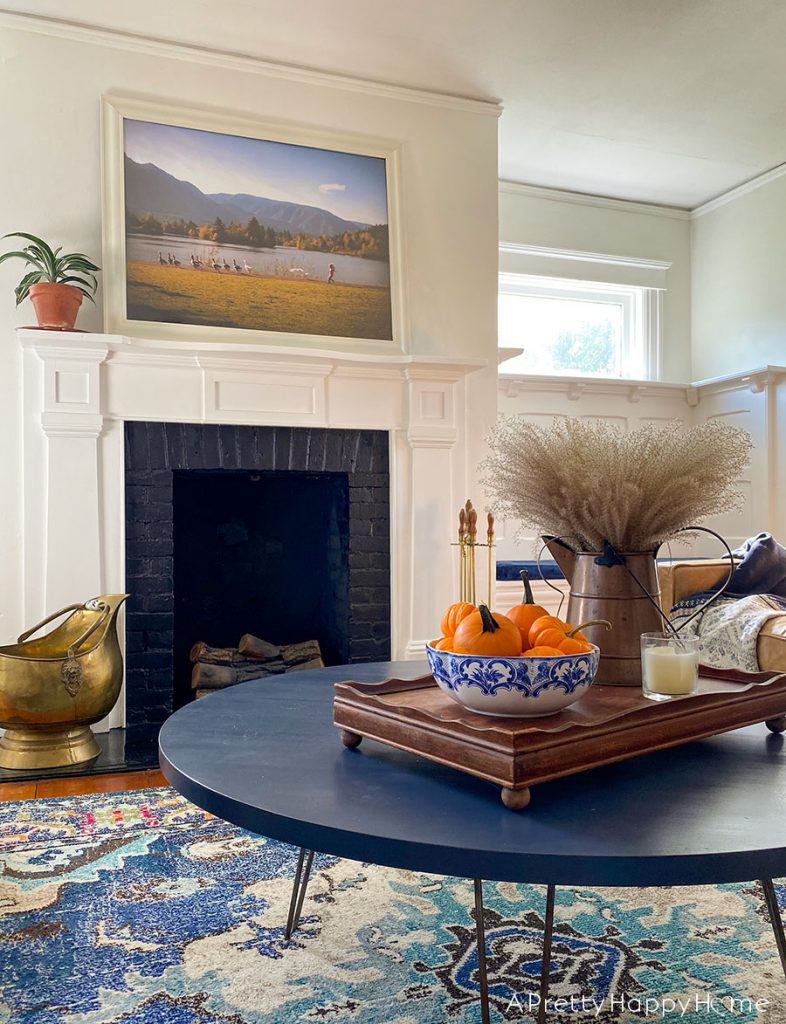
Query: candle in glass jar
642,644,698,696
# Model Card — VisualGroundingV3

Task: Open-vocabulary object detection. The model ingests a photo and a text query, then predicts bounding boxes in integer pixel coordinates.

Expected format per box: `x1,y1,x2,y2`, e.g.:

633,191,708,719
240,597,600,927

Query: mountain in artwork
124,156,376,236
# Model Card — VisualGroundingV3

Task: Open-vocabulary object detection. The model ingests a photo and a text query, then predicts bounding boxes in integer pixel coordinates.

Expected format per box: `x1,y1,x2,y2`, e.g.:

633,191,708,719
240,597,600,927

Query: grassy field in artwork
126,261,393,340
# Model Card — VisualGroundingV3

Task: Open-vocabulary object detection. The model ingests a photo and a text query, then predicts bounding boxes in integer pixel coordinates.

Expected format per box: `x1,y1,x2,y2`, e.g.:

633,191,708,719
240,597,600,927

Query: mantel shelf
17,328,487,380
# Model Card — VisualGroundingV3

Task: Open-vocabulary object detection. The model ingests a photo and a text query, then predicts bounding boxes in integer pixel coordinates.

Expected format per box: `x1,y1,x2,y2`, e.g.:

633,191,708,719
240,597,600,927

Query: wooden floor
0,768,167,802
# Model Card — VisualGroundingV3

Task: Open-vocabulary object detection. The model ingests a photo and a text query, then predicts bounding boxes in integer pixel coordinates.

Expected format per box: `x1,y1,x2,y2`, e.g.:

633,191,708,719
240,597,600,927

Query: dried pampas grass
481,417,752,552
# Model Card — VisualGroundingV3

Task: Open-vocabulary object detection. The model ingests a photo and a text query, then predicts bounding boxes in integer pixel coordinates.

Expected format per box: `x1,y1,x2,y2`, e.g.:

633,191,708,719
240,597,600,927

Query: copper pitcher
544,538,662,686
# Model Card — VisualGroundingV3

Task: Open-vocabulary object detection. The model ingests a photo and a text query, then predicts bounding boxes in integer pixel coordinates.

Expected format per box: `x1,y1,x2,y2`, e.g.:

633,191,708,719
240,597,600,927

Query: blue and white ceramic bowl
425,643,601,717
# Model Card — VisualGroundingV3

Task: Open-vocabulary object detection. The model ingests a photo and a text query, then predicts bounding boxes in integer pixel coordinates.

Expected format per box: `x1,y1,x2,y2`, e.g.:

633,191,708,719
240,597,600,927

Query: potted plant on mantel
0,232,100,330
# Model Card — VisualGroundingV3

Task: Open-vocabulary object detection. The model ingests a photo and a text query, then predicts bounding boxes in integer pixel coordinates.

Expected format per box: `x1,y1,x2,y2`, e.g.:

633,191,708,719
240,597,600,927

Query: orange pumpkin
527,615,569,648
453,605,523,656
525,645,564,657
505,570,548,646
434,636,455,651
560,619,611,652
533,626,572,649
440,601,475,638
558,636,594,655
530,617,611,650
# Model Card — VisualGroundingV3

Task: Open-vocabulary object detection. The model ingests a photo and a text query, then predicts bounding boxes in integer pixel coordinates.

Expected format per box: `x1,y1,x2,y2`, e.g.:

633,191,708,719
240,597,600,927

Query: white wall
692,171,786,380
499,185,693,382
0,24,499,643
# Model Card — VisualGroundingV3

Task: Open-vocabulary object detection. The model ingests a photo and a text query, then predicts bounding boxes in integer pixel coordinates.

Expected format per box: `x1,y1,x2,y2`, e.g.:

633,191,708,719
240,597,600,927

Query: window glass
498,273,657,380
499,292,625,377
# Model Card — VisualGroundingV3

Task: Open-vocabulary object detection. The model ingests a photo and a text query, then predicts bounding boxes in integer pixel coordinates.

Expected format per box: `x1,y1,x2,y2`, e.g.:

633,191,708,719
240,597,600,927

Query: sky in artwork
124,119,389,226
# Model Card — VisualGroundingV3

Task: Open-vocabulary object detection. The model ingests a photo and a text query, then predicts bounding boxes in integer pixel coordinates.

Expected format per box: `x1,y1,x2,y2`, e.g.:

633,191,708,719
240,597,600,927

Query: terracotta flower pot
28,282,83,330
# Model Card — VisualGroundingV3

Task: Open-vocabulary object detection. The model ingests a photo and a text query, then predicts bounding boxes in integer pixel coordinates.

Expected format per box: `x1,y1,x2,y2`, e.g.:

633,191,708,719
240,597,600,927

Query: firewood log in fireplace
191,660,285,689
191,636,323,695
189,643,266,666
237,634,282,660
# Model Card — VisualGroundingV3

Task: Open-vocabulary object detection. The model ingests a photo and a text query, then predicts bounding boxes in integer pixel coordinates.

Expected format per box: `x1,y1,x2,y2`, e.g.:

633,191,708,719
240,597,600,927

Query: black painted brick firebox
124,423,391,739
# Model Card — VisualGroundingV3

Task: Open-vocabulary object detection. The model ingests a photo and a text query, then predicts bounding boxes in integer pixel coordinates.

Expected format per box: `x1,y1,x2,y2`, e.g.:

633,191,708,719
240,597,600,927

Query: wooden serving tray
333,668,786,810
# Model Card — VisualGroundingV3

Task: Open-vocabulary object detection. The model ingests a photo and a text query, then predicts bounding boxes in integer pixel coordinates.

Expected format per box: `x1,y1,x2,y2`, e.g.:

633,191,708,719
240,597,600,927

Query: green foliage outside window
551,320,617,374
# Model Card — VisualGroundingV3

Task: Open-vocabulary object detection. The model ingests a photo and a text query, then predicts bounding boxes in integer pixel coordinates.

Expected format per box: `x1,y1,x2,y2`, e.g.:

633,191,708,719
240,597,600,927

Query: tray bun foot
341,729,363,749
766,716,786,734
501,787,531,811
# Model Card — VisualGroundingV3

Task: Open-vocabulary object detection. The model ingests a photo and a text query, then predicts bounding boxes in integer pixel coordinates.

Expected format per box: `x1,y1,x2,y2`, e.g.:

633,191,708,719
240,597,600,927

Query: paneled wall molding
21,330,110,438
0,10,502,117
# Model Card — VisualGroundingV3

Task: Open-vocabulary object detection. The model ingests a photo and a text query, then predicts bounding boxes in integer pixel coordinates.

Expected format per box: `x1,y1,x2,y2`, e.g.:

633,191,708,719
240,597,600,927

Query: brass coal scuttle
0,595,128,770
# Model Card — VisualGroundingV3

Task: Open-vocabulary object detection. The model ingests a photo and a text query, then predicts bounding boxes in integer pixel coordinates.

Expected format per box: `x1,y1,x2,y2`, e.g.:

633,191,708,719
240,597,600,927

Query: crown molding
0,9,502,118
691,162,786,218
498,242,672,272
498,180,690,220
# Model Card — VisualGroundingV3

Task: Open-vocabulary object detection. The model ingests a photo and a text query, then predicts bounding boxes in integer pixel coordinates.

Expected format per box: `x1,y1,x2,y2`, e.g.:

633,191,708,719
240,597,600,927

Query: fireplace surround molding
19,328,484,730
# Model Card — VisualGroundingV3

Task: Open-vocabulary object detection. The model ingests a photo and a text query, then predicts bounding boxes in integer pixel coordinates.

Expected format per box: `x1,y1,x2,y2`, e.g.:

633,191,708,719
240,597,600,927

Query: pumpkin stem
567,618,612,638
478,604,501,634
519,569,535,605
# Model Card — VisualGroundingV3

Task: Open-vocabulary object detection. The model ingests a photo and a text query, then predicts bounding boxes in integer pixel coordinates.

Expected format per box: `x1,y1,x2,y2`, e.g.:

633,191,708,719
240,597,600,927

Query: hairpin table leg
761,879,786,979
537,885,556,1024
285,848,314,939
473,879,491,1024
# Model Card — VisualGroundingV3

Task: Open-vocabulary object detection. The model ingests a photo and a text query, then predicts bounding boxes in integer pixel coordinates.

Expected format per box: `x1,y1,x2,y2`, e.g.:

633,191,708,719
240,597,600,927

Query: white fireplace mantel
19,328,485,729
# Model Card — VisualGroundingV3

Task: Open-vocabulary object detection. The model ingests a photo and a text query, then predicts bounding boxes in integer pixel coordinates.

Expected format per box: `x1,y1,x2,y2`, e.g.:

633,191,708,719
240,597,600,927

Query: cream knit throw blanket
669,594,785,672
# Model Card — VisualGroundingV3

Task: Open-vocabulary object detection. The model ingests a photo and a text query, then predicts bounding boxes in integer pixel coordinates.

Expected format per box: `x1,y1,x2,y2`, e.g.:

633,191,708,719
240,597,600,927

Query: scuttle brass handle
18,600,111,658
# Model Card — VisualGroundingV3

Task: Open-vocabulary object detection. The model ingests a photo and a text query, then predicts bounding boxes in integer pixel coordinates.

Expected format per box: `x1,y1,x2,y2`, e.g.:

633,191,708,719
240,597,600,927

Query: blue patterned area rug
0,788,785,1023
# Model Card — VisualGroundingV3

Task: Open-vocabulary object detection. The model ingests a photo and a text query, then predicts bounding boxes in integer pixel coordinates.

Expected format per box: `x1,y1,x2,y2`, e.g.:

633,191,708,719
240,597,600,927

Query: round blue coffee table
159,661,786,1022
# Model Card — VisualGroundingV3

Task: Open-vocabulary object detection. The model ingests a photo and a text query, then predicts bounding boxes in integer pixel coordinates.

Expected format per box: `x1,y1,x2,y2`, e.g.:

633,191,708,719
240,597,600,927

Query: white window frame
499,273,662,381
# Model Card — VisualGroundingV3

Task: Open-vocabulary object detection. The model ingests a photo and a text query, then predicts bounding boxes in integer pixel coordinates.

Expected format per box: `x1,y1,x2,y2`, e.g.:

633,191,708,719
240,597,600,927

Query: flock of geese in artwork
158,250,255,274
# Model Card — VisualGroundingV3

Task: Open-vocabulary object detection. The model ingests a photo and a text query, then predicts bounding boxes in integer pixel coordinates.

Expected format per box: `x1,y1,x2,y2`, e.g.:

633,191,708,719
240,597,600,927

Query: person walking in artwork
327,262,336,285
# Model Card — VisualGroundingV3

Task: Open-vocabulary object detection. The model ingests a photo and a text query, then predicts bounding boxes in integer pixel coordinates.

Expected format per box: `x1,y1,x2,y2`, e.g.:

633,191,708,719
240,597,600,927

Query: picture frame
101,95,405,350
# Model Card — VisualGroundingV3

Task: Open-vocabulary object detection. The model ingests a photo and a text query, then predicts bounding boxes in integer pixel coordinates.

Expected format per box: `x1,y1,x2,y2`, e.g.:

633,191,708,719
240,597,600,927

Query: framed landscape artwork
101,96,402,347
